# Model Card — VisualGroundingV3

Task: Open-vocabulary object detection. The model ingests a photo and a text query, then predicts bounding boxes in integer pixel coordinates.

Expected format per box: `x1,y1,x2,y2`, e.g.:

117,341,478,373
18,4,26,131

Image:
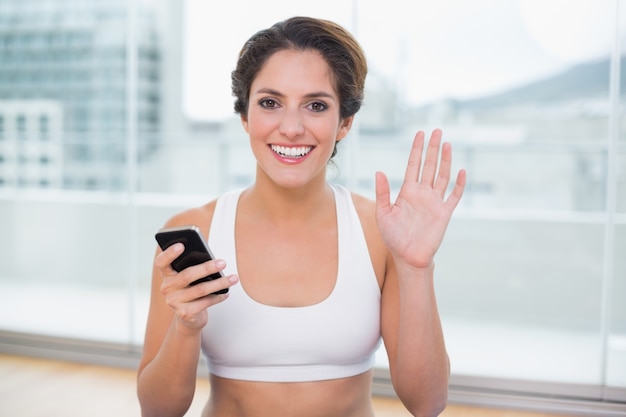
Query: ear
241,115,249,133
336,116,354,142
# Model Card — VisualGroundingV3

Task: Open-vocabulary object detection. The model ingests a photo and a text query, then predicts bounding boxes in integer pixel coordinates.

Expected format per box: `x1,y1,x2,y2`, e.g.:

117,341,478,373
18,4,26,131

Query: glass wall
0,0,624,404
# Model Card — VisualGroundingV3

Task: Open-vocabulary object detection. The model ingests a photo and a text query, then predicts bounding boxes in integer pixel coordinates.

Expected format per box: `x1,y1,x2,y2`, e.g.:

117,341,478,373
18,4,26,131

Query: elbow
137,394,190,417
418,397,447,417
138,401,186,417
136,390,159,417
137,382,191,417
406,399,447,417
395,359,451,416
399,385,448,417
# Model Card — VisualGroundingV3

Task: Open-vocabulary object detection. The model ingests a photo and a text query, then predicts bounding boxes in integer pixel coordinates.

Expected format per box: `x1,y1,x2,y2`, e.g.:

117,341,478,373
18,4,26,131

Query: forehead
252,49,337,94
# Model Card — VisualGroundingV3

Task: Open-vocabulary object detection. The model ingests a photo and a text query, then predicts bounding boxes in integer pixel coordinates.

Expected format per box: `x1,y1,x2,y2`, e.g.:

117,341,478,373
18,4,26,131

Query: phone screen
155,225,228,294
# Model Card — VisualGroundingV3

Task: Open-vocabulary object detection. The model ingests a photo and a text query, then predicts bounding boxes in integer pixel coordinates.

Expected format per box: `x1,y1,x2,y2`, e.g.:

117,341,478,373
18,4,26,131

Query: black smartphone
154,225,228,295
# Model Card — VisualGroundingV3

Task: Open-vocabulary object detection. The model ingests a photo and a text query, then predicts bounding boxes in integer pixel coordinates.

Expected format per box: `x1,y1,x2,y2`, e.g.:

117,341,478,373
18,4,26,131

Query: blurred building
0,100,63,188
0,0,181,190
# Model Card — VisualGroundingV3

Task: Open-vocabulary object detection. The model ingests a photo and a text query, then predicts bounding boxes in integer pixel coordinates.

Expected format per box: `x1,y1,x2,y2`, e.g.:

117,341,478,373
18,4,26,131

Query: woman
137,16,466,417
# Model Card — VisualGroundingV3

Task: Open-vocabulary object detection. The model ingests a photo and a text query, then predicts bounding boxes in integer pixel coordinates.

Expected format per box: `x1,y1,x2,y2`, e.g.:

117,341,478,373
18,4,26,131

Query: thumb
375,171,391,217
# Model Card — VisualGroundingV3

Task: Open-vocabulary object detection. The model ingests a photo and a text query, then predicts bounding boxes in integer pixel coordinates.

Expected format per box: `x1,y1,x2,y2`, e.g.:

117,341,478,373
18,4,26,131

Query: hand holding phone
155,225,228,295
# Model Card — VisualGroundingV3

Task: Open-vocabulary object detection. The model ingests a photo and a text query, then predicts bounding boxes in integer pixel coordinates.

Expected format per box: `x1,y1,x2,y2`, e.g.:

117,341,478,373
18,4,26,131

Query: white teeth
271,145,312,158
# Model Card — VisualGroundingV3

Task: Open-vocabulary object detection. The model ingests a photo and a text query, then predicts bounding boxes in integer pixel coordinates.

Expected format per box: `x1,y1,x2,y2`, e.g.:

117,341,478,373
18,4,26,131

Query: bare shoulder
349,192,376,230
162,199,218,240
349,191,388,286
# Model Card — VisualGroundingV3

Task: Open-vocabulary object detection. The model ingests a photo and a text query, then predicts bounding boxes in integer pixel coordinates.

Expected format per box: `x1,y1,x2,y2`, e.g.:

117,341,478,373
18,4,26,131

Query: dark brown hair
231,16,367,121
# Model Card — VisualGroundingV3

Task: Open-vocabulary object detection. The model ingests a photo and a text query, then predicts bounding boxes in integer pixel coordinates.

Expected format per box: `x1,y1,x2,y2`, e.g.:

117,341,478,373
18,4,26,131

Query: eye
307,101,328,113
259,98,279,109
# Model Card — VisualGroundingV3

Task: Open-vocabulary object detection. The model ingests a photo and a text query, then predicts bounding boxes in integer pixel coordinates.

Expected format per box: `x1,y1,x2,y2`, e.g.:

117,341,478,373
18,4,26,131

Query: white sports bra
200,183,381,382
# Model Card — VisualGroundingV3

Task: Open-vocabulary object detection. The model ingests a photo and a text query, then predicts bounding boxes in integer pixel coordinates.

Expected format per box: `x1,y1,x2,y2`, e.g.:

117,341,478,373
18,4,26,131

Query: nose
278,108,305,139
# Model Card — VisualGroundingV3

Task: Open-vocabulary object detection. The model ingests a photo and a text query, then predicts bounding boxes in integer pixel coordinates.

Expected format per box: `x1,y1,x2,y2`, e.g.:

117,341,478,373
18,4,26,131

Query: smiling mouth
270,145,313,158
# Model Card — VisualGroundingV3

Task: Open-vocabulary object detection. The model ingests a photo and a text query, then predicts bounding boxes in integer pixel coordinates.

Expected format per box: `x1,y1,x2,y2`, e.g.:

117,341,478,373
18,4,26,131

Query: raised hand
375,129,466,269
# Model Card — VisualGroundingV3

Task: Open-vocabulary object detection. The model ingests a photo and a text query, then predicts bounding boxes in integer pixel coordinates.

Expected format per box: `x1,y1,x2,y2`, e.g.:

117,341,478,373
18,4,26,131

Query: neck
241,171,334,224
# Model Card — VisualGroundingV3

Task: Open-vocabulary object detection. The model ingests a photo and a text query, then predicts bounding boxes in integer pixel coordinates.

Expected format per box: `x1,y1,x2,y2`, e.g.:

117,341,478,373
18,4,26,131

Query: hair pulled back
231,16,367,121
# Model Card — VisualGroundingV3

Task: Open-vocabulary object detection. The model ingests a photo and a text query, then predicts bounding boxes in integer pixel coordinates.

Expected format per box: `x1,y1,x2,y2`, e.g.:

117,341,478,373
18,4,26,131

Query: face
241,49,353,190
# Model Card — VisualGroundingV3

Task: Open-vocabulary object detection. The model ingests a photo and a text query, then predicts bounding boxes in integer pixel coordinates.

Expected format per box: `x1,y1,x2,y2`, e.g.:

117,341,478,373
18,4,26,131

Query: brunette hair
231,16,367,121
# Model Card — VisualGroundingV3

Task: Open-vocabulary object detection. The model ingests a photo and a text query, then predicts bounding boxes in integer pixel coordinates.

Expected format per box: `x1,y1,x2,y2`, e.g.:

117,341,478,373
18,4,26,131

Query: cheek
323,120,345,143
306,114,339,136
245,114,271,139
247,107,280,131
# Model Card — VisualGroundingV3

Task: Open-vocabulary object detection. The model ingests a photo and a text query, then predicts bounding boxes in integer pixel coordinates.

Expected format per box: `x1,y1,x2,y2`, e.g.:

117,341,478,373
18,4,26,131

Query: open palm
375,129,466,269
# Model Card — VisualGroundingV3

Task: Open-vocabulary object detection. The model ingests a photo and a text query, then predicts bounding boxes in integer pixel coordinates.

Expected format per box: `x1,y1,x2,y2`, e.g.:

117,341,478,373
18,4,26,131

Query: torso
188,184,388,417
235,186,340,307
202,371,375,417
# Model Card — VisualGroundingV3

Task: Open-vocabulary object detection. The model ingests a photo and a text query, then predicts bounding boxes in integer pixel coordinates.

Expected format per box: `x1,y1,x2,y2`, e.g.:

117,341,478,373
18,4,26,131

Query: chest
235,218,338,307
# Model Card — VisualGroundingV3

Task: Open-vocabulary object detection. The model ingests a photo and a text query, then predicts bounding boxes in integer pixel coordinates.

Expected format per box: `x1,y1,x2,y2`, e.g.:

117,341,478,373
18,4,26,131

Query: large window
0,0,624,411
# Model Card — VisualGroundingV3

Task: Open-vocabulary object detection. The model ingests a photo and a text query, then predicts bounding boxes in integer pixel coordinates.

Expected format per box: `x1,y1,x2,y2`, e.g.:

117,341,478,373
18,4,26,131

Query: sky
182,0,622,121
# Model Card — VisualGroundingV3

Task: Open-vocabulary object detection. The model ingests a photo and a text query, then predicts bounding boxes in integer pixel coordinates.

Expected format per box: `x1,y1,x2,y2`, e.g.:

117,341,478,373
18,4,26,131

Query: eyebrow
254,88,336,100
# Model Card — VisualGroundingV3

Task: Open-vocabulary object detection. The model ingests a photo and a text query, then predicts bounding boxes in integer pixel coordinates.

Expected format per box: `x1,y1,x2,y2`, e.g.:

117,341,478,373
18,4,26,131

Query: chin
270,173,325,190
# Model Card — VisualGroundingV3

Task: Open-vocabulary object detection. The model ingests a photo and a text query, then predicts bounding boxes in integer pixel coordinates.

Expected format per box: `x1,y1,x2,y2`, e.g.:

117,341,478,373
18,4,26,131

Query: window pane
0,0,624,401
355,0,623,389
618,152,626,213
609,224,626,388
0,1,130,342
0,197,132,342
439,217,604,384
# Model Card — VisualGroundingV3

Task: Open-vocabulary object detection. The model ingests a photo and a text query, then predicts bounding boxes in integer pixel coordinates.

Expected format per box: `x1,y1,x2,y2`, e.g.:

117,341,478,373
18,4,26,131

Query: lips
270,144,313,158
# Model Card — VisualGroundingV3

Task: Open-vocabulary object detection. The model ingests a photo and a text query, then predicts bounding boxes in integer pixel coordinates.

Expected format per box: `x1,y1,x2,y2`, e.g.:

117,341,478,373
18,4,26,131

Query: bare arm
376,129,465,417
137,212,238,417
380,261,449,417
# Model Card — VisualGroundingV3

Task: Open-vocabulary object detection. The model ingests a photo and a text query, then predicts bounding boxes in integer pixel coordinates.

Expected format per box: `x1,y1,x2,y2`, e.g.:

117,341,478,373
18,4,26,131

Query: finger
189,289,230,310
403,131,425,183
186,273,238,300
445,169,467,210
420,129,442,187
178,259,227,287
434,142,453,198
375,171,392,218
154,242,184,271
163,274,231,307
